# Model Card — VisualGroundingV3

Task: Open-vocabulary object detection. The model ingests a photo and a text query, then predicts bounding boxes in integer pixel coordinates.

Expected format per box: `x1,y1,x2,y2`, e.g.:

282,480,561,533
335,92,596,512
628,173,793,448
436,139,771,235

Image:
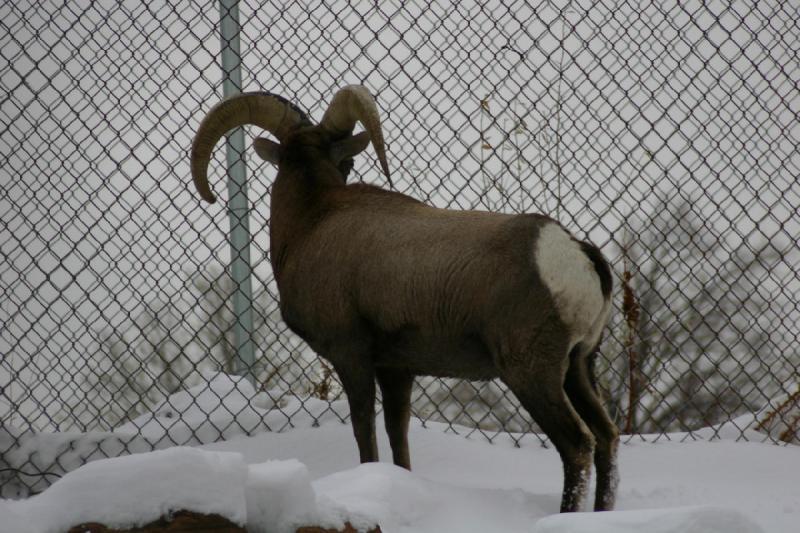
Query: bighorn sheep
191,85,619,512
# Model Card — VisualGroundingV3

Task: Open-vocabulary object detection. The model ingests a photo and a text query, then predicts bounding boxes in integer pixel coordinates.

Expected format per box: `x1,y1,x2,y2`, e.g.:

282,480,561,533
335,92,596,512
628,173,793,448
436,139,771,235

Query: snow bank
246,459,318,533
0,425,161,498
1,373,349,497
1,447,382,533
116,372,350,443
0,500,34,533
6,448,248,533
313,462,543,533
532,506,764,533
206,418,798,532
2,376,797,533
2,431,796,533
116,372,276,442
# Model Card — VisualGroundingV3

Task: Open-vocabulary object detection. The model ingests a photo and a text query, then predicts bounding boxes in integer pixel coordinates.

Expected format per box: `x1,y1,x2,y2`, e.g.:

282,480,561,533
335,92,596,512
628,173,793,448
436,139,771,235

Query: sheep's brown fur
191,86,619,513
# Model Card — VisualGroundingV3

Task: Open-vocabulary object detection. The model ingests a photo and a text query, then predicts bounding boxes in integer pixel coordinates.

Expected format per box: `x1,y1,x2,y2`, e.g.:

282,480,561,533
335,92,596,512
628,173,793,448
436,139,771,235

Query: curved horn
320,85,391,183
190,92,310,203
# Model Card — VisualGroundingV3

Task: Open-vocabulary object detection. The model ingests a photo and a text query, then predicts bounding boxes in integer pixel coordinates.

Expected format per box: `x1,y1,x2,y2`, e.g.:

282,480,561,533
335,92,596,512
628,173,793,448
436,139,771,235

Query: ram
191,85,618,512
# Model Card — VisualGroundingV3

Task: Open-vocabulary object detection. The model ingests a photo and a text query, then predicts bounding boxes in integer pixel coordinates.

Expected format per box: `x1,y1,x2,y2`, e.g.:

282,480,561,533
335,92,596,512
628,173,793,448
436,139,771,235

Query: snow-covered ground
2,374,797,533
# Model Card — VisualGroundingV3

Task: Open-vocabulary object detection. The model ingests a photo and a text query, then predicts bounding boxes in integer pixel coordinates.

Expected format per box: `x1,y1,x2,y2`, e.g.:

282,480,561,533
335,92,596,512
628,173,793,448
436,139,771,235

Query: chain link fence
2,0,798,496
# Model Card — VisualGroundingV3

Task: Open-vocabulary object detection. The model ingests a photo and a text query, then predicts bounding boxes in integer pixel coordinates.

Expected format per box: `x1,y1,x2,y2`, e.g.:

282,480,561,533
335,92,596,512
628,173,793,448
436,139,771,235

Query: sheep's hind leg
333,358,379,464
376,367,414,469
564,347,620,511
502,348,595,512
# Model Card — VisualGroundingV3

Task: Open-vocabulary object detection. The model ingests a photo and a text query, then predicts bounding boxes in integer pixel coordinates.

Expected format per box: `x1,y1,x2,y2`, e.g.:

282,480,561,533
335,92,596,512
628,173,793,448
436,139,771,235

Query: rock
66,511,246,533
64,512,381,533
296,524,381,533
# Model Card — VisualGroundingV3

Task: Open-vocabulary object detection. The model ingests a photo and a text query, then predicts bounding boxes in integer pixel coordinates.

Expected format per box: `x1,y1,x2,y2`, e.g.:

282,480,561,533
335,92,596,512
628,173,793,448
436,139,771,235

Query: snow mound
116,372,276,442
115,372,350,444
2,375,796,533
532,505,765,533
246,459,318,533
313,462,545,532
8,447,248,533
1,438,794,533
0,500,34,533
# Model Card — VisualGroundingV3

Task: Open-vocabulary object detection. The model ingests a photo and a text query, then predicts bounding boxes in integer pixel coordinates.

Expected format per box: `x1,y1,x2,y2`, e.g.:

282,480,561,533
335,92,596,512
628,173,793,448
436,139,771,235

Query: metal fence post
218,0,256,386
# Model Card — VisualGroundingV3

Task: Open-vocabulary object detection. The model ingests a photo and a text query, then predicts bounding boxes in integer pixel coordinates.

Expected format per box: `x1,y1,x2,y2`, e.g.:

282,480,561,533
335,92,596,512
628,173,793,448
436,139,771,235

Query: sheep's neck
269,165,341,278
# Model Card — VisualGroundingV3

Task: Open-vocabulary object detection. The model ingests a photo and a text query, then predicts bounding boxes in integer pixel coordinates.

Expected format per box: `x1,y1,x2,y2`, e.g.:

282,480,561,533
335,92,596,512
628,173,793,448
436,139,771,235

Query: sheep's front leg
333,357,379,463
377,367,414,469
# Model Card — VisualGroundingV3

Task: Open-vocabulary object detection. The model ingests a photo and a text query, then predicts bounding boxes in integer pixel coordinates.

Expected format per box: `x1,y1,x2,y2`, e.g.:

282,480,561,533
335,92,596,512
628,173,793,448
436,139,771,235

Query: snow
532,506,763,533
246,460,318,533
4,448,248,533
115,371,276,441
0,501,32,533
2,376,798,533
314,462,543,532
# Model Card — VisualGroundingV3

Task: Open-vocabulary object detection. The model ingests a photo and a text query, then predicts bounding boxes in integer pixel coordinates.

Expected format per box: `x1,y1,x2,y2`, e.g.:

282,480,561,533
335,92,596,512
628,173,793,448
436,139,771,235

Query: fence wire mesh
2,0,798,496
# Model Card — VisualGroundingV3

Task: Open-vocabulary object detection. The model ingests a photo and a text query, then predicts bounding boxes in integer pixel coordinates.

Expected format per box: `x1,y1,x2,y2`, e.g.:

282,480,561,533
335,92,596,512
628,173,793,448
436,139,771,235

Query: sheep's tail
578,241,613,300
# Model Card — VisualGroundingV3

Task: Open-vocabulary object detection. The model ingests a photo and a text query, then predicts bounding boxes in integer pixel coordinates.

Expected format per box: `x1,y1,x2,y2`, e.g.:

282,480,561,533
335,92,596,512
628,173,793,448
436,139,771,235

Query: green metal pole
218,0,256,386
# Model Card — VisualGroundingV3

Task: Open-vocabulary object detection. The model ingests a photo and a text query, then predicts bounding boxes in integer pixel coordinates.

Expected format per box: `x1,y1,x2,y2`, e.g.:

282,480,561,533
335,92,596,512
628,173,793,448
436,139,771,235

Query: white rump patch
535,223,608,346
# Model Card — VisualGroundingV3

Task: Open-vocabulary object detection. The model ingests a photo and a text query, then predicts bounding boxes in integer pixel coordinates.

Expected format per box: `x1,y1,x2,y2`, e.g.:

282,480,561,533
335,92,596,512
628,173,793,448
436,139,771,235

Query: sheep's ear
330,131,370,165
253,137,280,165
